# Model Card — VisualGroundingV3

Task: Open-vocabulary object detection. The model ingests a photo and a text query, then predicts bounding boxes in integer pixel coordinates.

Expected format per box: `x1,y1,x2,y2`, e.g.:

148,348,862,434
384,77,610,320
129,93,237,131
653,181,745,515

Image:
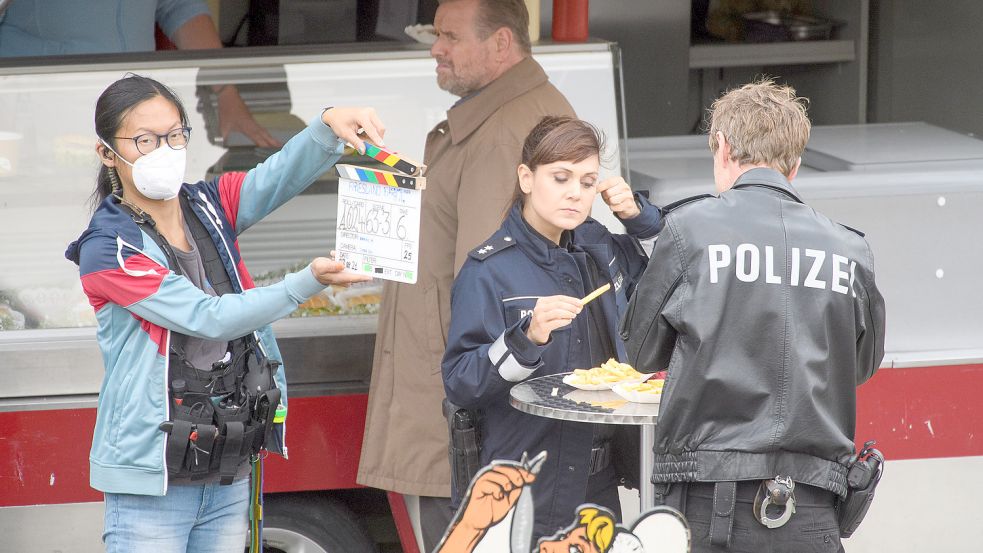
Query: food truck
0,38,626,552
2,2,981,551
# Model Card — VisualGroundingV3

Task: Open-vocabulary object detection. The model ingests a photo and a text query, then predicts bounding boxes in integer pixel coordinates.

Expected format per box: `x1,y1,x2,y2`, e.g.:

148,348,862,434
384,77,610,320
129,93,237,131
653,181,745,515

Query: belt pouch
838,444,884,537
253,388,281,450
164,420,194,476
164,399,214,476
443,399,481,501
189,424,218,479
709,481,737,548
219,421,245,485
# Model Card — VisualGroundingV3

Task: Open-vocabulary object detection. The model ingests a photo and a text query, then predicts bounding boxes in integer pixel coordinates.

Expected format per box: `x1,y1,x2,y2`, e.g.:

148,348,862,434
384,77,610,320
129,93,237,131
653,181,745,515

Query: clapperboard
334,145,427,284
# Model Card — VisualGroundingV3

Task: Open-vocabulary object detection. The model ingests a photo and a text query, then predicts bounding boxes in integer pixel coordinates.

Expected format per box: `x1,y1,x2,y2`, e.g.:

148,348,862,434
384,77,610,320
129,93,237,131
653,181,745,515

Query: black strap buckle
588,444,611,476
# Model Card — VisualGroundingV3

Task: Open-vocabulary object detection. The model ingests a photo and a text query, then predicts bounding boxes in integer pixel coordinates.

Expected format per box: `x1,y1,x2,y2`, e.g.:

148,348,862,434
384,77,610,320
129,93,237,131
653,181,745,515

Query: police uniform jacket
622,168,886,498
443,199,662,535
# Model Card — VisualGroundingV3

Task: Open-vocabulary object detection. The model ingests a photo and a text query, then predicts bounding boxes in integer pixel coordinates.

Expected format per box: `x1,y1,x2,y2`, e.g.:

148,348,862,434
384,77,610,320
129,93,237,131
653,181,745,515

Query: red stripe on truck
856,363,983,460
2,366,981,508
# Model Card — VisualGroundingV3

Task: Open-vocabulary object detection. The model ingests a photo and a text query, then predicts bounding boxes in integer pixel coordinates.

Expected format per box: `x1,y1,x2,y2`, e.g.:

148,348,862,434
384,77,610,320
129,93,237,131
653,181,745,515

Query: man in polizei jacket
621,79,886,552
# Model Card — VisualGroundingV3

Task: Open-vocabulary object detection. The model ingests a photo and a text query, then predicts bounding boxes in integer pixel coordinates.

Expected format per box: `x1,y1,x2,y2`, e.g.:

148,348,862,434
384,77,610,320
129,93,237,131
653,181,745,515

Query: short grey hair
440,0,532,54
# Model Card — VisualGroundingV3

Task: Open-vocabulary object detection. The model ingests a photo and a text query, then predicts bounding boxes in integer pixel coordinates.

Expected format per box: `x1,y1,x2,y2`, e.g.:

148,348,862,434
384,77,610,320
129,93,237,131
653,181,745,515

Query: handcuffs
753,475,797,528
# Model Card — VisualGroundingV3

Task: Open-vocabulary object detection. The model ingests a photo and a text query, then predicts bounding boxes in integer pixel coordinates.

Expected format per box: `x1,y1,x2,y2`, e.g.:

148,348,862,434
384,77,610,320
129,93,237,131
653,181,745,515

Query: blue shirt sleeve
155,0,211,39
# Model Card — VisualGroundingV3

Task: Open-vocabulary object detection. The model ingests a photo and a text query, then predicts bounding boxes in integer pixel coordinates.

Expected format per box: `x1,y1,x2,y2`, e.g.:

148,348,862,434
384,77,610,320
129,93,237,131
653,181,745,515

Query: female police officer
441,116,663,537
66,74,382,552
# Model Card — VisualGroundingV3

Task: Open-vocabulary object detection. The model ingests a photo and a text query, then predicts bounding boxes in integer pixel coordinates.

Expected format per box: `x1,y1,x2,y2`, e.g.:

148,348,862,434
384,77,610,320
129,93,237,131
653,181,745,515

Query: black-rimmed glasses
115,127,192,155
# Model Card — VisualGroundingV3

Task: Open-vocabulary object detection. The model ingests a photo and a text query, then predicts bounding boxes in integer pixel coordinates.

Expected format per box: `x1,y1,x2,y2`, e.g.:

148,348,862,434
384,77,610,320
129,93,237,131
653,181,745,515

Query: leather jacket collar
731,167,805,204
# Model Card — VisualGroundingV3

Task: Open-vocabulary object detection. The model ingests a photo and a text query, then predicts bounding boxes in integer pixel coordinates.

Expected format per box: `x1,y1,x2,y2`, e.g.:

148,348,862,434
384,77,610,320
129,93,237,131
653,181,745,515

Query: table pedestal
509,373,661,514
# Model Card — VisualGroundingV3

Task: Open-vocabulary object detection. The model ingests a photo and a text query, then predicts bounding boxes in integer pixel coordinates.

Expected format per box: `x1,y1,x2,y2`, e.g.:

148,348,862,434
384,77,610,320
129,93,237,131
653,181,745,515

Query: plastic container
552,0,589,42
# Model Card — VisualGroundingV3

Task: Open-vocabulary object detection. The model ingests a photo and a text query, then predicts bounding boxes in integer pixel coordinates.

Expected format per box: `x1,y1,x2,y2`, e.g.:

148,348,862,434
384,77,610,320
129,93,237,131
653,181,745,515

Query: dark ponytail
89,74,190,211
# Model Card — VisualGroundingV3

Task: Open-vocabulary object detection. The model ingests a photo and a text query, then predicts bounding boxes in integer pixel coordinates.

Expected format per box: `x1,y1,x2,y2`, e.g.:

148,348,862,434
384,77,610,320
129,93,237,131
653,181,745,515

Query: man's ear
787,157,801,181
714,132,731,165
518,163,533,194
96,143,115,169
494,27,512,58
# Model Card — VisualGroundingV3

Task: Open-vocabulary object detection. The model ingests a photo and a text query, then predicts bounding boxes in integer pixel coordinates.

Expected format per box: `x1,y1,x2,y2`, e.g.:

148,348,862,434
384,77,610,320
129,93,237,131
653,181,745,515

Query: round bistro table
509,372,660,511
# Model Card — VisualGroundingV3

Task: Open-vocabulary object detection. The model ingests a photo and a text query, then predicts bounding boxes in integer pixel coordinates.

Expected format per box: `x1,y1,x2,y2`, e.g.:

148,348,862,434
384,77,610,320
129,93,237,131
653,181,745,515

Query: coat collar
731,167,805,204
446,56,549,145
503,201,600,267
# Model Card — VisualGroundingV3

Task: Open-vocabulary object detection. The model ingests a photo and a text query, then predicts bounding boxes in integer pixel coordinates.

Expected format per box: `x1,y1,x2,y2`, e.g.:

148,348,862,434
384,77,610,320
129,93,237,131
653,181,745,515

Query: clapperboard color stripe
336,164,426,190
363,143,426,176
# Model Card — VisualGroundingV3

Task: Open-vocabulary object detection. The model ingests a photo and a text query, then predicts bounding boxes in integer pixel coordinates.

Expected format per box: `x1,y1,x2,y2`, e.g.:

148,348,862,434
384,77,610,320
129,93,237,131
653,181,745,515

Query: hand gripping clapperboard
335,144,426,284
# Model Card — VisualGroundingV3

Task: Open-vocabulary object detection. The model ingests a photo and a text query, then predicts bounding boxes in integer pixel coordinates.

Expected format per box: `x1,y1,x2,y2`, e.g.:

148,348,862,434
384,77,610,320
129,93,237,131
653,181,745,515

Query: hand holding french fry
526,295,582,345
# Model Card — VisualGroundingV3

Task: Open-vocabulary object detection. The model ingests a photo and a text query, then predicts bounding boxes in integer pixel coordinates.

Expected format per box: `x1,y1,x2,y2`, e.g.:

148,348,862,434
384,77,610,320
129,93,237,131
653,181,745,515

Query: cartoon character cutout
435,452,690,553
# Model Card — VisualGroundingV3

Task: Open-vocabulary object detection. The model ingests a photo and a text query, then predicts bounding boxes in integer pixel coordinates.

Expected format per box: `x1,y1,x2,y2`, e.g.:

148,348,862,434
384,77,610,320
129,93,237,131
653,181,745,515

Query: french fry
579,283,611,306
568,358,644,386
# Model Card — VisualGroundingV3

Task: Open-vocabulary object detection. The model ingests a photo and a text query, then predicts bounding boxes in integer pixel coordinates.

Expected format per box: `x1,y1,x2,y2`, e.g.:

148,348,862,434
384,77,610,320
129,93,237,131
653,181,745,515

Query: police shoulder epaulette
838,222,866,237
660,194,714,214
468,234,517,261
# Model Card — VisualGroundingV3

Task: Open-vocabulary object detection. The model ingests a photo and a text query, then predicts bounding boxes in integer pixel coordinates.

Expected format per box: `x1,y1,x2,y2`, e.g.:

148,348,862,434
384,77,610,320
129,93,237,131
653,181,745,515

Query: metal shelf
689,39,855,69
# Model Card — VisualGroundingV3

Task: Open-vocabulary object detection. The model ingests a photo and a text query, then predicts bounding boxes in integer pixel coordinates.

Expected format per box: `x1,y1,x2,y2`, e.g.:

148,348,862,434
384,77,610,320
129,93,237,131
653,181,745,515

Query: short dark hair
90,74,189,210
510,116,606,207
442,0,532,54
521,115,605,171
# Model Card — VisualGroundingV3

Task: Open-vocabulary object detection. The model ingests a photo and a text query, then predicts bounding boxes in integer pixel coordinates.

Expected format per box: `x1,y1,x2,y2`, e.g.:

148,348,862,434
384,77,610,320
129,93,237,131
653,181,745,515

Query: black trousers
661,481,845,553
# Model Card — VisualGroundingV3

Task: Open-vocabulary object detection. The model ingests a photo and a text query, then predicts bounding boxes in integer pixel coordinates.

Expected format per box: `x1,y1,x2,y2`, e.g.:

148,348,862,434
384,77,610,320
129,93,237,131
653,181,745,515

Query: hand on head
597,176,640,220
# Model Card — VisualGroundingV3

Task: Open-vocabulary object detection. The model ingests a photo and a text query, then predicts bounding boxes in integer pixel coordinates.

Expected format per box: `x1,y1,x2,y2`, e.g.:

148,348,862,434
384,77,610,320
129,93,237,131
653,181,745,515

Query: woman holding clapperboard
66,74,383,552
441,116,664,538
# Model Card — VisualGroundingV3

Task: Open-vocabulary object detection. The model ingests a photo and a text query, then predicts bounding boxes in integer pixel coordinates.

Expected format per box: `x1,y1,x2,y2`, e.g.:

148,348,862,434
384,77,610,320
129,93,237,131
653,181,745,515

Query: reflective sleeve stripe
489,333,537,383
498,355,537,383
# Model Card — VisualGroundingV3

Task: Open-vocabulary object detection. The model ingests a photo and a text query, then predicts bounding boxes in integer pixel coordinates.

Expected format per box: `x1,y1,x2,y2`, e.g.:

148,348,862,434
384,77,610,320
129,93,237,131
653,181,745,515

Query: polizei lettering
707,244,856,296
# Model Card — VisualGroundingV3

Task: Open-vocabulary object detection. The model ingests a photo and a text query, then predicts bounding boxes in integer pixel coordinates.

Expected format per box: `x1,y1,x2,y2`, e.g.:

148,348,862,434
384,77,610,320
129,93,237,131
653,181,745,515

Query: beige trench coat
356,57,576,497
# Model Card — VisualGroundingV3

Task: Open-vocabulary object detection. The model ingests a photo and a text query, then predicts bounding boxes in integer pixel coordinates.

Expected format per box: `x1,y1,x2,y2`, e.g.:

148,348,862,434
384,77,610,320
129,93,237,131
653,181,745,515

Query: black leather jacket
622,168,886,497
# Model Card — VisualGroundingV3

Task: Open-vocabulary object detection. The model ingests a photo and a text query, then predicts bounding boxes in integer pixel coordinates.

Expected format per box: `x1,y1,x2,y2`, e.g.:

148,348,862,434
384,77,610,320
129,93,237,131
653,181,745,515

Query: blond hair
708,78,811,177
578,507,616,552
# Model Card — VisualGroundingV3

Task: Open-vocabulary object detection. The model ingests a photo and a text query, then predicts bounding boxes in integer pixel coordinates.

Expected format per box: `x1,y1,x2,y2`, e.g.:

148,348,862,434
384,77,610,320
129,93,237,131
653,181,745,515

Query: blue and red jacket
65,116,344,496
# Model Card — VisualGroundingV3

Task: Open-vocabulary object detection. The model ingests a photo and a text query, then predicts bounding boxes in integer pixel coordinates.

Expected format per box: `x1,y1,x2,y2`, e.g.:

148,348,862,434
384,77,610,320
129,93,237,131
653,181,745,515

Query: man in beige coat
356,0,575,547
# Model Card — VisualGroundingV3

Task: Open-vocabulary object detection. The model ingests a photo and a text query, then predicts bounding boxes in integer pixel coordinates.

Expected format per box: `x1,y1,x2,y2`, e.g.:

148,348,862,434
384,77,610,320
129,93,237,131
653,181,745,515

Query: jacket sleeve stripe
234,244,256,291
489,333,537,383
488,333,508,364
80,260,168,309
218,171,247,234
497,354,537,383
139,316,169,356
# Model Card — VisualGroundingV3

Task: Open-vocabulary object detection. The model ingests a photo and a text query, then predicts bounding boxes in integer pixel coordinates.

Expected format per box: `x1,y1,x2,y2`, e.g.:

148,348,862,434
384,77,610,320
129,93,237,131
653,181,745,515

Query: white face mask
102,139,187,201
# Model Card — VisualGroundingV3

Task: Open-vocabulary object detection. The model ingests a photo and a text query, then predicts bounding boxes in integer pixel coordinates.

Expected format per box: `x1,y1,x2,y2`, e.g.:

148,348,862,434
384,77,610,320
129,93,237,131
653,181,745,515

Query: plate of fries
562,359,651,391
612,379,665,404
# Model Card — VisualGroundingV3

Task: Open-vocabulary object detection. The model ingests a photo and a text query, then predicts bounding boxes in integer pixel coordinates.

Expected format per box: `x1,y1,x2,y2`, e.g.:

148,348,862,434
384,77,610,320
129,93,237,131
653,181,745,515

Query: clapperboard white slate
335,164,426,284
